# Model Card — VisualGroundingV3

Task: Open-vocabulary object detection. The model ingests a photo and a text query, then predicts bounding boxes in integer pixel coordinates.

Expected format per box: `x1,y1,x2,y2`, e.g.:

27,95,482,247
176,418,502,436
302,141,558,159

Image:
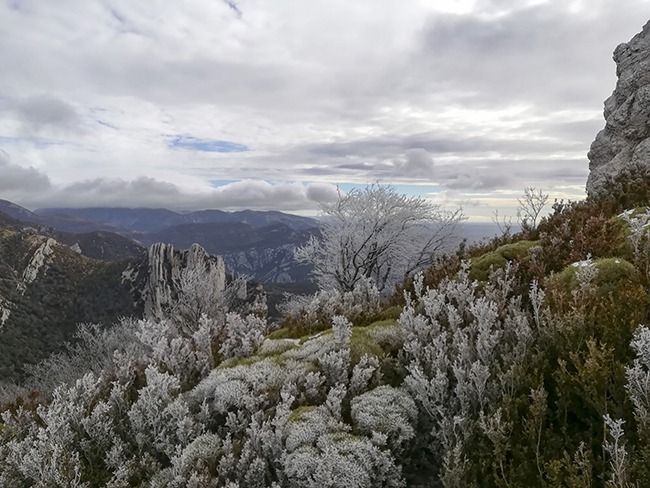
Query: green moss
555,257,638,297
218,355,267,369
267,327,293,340
288,405,317,423
381,306,403,320
350,327,385,363
595,258,636,283
470,252,508,282
469,240,540,281
366,319,399,329
497,240,540,260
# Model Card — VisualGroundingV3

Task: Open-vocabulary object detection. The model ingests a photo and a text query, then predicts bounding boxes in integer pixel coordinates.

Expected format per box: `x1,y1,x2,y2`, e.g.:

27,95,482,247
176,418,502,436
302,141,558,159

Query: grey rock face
587,22,650,196
587,21,650,196
143,242,226,322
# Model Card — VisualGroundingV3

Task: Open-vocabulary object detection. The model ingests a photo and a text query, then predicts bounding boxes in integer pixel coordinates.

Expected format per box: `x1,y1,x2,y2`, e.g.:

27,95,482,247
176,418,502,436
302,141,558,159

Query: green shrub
469,240,539,281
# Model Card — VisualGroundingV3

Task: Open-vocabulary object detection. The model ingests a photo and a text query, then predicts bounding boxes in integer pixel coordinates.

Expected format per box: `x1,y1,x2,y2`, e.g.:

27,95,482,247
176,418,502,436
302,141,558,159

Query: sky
1,0,649,221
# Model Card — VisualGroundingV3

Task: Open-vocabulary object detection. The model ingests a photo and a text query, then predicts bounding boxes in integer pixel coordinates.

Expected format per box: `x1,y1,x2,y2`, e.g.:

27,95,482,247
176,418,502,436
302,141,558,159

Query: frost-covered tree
295,184,464,293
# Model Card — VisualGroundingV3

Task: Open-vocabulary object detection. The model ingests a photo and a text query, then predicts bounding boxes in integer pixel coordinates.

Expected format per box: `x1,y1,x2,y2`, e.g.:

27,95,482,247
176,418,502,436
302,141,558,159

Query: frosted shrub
189,358,308,436
319,316,352,386
160,433,222,487
400,263,537,483
603,415,631,488
351,386,417,454
128,365,200,461
283,381,405,487
1,373,105,487
280,277,381,324
219,312,268,360
283,433,405,488
626,325,650,433
349,354,380,397
25,320,146,391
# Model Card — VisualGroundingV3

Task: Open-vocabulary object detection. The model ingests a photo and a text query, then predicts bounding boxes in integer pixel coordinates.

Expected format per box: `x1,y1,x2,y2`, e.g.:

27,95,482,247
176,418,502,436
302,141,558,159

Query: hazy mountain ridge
35,206,320,232
0,209,146,262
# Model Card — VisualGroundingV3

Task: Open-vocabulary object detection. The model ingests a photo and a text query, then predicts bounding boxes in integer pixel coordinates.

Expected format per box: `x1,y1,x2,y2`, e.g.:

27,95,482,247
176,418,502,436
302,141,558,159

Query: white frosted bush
626,325,650,433
283,433,405,488
220,312,268,360
280,277,381,323
401,263,537,481
128,365,200,460
351,386,417,454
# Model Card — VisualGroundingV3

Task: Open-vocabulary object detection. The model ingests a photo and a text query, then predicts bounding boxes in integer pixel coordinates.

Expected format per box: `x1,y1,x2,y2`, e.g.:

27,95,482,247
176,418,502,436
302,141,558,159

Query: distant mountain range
0,200,319,282
34,206,319,232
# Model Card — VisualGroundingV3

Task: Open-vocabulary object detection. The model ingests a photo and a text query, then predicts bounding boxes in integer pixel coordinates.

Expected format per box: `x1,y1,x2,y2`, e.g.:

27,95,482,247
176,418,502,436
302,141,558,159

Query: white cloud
9,176,339,212
0,0,647,217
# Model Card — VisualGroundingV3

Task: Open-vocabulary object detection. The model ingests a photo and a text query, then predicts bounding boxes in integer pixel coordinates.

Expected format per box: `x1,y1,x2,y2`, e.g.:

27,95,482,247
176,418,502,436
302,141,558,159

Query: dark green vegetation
0,231,141,382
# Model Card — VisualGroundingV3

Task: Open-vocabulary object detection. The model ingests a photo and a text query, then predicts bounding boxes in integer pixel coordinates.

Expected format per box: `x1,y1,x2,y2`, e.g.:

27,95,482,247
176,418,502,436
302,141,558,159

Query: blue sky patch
209,180,239,187
172,136,248,153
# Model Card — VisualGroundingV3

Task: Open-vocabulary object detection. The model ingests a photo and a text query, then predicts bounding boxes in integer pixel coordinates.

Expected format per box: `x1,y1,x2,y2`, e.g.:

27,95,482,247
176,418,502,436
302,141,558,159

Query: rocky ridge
587,20,650,195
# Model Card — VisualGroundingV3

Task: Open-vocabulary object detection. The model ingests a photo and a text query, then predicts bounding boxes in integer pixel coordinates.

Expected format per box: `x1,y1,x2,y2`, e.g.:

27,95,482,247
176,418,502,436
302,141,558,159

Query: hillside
0,230,140,381
0,210,146,262
5,184,650,486
0,223,267,383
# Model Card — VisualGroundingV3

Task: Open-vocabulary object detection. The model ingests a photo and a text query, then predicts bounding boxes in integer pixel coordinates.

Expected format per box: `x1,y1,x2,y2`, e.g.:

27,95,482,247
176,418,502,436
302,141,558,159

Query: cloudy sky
0,0,649,220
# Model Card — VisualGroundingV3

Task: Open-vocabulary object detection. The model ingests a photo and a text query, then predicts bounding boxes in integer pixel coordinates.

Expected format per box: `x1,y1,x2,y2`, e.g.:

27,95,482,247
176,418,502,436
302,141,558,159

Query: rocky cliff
587,21,650,195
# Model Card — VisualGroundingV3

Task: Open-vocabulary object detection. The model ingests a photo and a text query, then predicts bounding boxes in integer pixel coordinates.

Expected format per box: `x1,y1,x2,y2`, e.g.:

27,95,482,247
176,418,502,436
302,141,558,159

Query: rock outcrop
587,21,650,196
142,242,226,322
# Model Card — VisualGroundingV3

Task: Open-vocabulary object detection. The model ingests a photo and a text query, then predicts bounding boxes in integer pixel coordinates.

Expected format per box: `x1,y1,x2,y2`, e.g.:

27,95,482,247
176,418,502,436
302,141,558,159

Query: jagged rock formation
142,222,317,283
587,21,650,195
142,242,226,322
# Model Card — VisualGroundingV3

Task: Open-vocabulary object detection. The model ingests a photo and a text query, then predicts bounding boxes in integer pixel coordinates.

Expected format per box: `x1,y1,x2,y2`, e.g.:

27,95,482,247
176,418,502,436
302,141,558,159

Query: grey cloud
335,162,377,171
441,169,519,191
306,132,583,160
394,148,435,178
7,95,81,136
305,182,339,203
435,158,588,191
413,1,646,110
0,150,52,193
